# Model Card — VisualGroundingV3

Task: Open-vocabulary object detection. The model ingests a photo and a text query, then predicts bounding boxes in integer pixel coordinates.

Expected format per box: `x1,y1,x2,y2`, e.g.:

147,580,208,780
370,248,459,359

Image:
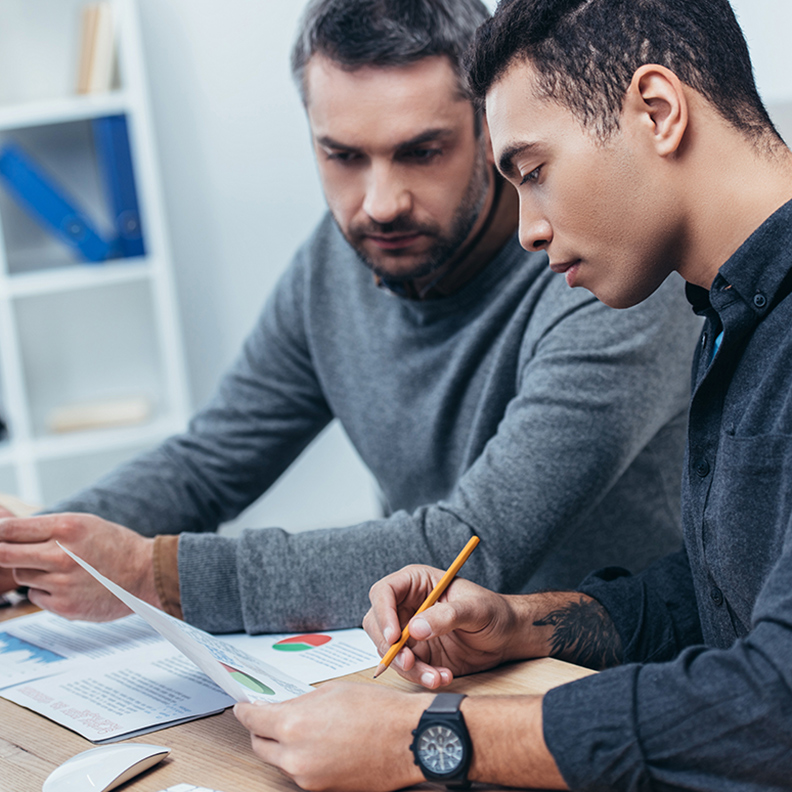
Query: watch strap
425,692,467,714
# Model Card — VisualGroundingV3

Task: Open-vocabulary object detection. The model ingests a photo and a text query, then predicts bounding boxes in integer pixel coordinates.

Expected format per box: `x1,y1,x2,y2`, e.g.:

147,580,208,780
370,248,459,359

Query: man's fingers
11,567,61,592
367,577,406,648
250,733,284,768
408,600,467,640
389,651,453,688
0,540,71,571
0,517,57,543
367,565,446,651
234,701,277,734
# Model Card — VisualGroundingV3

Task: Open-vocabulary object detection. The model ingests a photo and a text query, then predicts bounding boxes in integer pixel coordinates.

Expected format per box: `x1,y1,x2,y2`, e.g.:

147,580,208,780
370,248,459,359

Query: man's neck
678,127,792,290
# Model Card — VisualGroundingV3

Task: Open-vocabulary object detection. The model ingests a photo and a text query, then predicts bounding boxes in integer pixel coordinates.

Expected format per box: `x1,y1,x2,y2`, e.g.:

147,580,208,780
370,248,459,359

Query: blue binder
0,143,112,262
92,115,146,258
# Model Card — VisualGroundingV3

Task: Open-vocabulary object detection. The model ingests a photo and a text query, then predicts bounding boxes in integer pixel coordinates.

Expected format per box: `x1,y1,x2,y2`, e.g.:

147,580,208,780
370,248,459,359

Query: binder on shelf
0,115,146,264
0,143,112,263
93,115,146,258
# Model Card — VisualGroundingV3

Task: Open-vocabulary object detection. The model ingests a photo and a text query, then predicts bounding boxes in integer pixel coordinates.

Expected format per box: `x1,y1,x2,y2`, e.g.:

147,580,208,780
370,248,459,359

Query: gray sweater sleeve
543,523,792,791
177,277,694,633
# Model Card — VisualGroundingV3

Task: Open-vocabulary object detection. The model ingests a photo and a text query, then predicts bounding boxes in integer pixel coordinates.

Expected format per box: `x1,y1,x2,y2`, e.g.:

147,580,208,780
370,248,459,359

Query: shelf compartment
0,0,121,107
31,415,181,462
0,117,147,275
14,279,167,439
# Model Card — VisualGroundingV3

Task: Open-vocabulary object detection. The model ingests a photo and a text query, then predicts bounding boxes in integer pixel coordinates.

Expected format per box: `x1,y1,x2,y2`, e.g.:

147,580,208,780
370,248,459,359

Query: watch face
416,724,465,775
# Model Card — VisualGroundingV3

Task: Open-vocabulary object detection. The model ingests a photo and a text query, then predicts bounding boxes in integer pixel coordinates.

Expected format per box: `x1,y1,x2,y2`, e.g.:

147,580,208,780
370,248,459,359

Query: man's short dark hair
292,0,490,110
467,0,782,145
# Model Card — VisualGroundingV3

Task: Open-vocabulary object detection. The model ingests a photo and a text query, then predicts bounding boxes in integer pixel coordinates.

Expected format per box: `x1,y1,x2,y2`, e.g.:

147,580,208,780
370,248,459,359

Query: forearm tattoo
533,597,623,670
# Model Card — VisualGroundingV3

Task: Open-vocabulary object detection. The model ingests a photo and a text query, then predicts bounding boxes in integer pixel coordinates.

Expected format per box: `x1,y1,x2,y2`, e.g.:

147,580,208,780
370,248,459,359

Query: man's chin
354,249,445,283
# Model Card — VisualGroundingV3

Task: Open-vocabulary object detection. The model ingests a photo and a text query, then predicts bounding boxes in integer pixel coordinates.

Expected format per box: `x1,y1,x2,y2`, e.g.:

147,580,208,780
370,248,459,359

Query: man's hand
0,513,161,621
364,564,540,688
365,564,624,688
234,681,430,792
235,681,568,791
0,504,27,595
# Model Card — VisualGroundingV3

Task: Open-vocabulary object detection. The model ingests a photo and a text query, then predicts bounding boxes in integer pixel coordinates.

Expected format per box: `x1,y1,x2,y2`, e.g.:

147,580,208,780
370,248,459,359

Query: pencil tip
373,665,385,679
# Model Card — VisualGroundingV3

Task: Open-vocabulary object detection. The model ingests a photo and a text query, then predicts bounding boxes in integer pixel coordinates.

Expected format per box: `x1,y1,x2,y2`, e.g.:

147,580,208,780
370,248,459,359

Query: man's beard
337,146,491,283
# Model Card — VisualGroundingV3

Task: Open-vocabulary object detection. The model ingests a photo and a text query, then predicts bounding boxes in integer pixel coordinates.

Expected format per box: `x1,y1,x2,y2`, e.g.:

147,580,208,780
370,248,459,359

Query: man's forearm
505,591,623,670
462,694,568,789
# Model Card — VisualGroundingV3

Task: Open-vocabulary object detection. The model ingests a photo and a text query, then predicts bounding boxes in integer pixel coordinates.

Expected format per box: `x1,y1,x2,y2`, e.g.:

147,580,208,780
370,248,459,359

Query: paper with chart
221,626,380,684
0,545,379,741
2,641,236,741
56,544,313,703
0,609,162,687
1,545,312,741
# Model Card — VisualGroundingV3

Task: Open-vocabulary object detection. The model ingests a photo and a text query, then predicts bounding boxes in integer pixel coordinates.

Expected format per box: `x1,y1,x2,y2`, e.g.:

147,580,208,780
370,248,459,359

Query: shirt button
753,292,767,309
694,458,710,477
710,587,724,606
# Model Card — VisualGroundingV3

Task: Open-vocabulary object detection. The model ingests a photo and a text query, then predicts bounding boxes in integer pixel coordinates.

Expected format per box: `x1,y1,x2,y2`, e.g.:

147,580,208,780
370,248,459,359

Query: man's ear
623,64,688,157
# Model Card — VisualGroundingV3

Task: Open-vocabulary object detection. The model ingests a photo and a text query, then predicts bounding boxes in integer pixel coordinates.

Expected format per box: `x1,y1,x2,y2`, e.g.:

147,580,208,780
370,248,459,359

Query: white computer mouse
42,742,170,792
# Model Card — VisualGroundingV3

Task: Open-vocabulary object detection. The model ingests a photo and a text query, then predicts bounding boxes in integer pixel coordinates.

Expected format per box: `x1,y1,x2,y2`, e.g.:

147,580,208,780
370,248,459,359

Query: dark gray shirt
545,199,792,791
55,216,700,633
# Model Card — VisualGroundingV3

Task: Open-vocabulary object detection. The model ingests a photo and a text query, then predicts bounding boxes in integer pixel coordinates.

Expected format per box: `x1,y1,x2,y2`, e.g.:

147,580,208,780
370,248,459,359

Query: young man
234,1,792,790
0,0,699,635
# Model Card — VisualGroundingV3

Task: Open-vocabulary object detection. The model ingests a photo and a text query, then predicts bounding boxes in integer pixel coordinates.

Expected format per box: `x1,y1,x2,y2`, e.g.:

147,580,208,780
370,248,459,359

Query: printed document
0,546,379,741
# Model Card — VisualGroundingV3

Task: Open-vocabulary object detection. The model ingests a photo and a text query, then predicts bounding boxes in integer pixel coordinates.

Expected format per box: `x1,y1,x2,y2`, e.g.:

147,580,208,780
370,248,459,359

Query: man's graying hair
467,0,783,146
291,0,490,115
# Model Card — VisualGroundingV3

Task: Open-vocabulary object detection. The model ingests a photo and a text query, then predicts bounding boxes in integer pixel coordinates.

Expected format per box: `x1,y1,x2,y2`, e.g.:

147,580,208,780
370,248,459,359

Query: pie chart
220,662,275,695
272,634,332,652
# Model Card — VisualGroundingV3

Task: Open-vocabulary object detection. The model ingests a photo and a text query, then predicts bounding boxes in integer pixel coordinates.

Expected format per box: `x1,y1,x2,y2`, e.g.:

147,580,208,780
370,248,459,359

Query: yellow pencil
373,535,480,678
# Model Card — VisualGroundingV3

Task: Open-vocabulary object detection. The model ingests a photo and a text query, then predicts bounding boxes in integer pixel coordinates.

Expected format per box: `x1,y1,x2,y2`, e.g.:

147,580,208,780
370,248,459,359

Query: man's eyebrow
316,135,357,152
395,128,454,150
315,128,454,153
498,141,539,179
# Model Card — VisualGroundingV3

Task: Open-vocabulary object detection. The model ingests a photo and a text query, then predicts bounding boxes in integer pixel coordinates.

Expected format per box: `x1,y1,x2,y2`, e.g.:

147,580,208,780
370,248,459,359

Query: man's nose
362,163,412,224
518,203,553,252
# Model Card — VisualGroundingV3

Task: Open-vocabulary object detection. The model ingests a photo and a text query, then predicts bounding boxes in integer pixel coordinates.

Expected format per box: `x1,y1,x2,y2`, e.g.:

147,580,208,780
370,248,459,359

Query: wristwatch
410,692,472,788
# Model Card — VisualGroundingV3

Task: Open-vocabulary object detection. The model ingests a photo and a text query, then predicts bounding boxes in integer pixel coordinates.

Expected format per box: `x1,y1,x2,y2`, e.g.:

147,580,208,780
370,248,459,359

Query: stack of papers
0,549,379,742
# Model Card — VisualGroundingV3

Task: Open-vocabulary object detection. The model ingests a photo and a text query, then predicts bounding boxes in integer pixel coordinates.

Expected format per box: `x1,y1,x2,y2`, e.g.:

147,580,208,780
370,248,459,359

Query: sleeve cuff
153,534,183,620
543,665,644,791
177,532,245,633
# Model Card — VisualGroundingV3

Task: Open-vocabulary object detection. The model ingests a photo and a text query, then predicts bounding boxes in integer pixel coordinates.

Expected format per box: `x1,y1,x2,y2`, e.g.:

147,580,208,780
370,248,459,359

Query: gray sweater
56,215,701,633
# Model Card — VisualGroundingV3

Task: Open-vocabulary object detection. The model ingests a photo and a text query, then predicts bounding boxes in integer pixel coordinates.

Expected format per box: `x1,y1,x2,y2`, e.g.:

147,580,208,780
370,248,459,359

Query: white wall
135,0,792,535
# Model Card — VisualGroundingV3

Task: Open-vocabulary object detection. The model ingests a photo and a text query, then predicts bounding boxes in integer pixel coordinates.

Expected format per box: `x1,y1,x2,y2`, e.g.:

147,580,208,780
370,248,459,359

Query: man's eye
520,166,541,185
403,148,442,162
326,151,359,163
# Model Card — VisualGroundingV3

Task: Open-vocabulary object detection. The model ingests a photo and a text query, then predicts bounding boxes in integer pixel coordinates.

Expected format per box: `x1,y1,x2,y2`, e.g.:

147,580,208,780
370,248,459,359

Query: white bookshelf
0,0,189,506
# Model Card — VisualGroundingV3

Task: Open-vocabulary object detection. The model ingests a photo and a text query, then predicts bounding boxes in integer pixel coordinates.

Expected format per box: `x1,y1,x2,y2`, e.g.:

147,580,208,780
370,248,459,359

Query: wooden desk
0,602,594,792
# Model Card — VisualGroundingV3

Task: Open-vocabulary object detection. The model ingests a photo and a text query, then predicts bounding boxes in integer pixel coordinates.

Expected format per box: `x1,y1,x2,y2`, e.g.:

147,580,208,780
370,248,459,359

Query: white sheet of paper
0,611,161,688
221,627,379,684
2,643,233,742
58,544,312,704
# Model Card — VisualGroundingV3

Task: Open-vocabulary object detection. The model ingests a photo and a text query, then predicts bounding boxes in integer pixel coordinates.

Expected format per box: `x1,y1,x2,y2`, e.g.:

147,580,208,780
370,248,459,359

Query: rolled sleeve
153,534,183,620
